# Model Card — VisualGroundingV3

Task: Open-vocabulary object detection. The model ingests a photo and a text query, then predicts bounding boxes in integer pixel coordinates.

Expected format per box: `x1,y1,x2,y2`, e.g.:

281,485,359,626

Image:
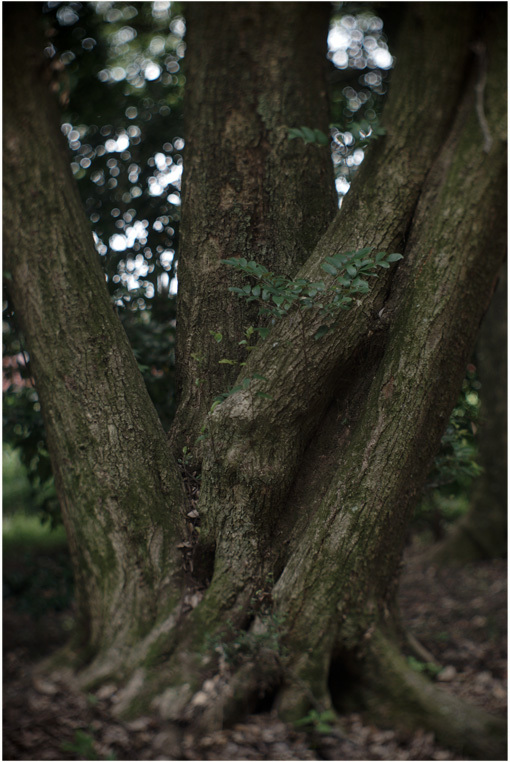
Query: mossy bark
3,4,187,671
182,0,504,626
171,1,337,457
165,5,506,756
5,3,507,759
357,628,506,760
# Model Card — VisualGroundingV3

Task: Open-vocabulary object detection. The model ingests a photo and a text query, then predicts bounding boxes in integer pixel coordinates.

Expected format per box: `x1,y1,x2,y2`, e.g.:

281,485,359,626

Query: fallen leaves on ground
3,542,506,761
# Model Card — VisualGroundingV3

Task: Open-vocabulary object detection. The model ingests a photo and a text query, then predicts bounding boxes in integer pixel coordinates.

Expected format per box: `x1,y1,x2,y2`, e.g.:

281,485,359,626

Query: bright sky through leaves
54,3,390,297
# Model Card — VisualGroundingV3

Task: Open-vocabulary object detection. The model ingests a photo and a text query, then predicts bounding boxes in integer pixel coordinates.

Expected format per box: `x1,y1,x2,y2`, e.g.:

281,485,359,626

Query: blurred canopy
3,2,477,526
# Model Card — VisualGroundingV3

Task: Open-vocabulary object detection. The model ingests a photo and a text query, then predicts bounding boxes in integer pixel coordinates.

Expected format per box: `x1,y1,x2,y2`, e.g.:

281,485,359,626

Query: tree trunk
171,1,337,458
3,2,187,676
433,264,507,564
4,2,507,758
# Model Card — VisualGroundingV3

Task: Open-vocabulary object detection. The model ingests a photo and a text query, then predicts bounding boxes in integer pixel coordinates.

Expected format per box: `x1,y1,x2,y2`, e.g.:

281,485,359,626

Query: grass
3,444,33,514
3,513,73,618
3,512,68,557
3,444,66,556
3,447,73,616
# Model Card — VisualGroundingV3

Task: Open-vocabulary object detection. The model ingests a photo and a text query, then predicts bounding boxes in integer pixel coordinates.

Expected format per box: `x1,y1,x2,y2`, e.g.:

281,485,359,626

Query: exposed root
404,631,441,670
180,648,283,732
358,627,507,760
37,556,507,760
78,608,287,730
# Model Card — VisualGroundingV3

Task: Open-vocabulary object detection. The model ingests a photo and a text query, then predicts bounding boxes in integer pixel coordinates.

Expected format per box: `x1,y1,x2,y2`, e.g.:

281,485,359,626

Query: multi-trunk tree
4,2,507,758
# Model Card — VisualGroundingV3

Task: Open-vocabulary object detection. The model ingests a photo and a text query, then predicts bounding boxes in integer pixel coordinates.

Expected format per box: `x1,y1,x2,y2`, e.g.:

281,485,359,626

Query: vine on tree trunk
193,248,403,445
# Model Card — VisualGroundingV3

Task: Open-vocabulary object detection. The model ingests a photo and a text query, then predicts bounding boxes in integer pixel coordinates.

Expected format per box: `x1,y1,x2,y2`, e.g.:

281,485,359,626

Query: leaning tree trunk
158,4,506,757
3,2,187,677
4,2,507,759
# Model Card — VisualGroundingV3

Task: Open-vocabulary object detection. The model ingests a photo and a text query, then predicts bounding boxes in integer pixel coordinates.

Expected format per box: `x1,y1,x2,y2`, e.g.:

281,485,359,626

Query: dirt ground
3,540,507,761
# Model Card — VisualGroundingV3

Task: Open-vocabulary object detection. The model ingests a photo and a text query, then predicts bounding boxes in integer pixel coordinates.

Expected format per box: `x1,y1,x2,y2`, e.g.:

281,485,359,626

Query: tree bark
4,2,507,758
185,0,505,628
3,3,187,675
171,1,337,457
163,4,506,755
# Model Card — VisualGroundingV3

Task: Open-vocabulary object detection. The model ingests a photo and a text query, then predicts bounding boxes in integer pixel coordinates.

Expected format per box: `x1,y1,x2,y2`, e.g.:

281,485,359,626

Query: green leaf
407,656,426,672
351,278,369,292
256,392,273,400
257,326,271,339
321,262,338,276
272,294,285,306
345,264,357,277
293,719,310,729
301,126,316,143
356,246,373,257
251,285,261,297
218,358,237,365
387,252,404,262
221,258,240,267
249,262,268,277
251,373,268,381
327,253,347,267
287,127,305,140
313,128,329,146
314,325,330,340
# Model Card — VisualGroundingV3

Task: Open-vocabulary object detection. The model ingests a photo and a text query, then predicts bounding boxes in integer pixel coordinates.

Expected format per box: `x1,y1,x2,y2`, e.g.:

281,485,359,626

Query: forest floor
3,534,507,761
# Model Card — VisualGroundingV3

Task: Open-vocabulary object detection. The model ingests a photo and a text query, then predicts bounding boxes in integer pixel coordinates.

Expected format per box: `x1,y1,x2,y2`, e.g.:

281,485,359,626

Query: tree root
179,648,283,732
37,600,507,759
358,627,507,760
404,631,442,669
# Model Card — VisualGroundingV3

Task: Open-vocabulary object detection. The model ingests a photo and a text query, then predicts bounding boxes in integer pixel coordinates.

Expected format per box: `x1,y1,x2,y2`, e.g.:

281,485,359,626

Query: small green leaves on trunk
222,248,403,338
287,126,330,146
